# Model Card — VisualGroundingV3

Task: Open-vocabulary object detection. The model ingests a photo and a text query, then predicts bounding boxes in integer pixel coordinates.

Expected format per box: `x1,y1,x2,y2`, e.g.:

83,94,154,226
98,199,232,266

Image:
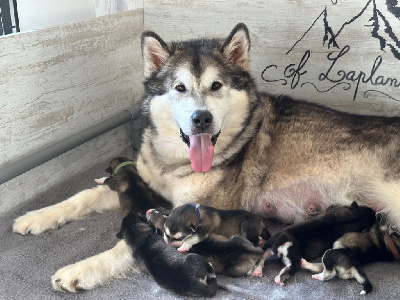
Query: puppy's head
105,157,132,175
163,204,200,247
325,201,376,232
146,207,171,235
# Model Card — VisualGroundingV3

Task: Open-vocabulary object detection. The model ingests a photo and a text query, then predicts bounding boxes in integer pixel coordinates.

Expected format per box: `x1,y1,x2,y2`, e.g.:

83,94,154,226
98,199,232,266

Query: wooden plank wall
0,9,144,214
144,0,400,116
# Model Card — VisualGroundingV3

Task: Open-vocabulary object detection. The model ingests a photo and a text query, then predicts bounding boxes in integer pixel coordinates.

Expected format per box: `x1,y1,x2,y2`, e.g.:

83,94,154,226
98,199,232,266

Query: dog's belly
250,178,381,224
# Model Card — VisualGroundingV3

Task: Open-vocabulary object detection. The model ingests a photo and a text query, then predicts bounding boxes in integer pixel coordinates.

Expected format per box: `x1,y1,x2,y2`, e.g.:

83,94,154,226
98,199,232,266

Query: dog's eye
175,84,186,92
211,81,222,91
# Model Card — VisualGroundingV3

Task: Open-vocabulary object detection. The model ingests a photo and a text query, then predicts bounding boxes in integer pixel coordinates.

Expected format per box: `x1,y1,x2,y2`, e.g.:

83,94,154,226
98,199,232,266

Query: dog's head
146,207,171,235
141,24,259,172
163,204,200,247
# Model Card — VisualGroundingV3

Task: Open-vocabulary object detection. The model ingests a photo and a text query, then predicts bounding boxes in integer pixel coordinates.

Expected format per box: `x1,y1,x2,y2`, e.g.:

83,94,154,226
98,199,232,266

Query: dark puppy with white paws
146,207,265,277
119,213,217,297
163,203,271,253
262,202,376,286
302,219,400,295
95,157,171,217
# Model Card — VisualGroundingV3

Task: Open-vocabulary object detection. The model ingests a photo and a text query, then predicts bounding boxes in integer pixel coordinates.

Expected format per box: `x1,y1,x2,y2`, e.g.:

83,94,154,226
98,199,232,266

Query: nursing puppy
95,157,171,217
163,204,271,252
304,221,400,295
146,207,265,277
262,202,376,286
119,213,217,297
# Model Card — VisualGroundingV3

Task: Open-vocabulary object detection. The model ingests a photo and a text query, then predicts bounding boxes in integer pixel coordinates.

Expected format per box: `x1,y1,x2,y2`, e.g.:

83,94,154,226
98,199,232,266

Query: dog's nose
191,110,213,130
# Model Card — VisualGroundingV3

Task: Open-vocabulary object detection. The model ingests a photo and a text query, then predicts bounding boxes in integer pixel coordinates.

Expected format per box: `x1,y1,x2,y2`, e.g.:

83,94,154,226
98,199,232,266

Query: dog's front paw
52,262,100,292
13,209,65,235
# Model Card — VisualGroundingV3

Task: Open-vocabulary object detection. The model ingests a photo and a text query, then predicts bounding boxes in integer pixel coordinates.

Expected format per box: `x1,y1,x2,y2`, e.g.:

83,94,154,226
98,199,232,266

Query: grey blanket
1,156,400,300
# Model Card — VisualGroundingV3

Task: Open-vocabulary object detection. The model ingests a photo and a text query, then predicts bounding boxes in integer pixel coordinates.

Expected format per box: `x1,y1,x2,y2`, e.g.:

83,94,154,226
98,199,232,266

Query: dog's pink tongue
189,134,214,172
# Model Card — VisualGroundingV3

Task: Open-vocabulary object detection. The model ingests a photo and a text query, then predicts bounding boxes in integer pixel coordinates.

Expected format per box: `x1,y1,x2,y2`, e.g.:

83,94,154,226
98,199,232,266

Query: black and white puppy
146,207,265,277
302,221,400,295
95,157,171,217
262,201,376,286
119,213,217,297
163,204,271,252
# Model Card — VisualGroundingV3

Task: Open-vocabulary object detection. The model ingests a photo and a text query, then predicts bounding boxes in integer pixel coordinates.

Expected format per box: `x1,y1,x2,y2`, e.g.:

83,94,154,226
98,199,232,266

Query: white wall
17,0,143,32
18,0,96,32
0,9,144,215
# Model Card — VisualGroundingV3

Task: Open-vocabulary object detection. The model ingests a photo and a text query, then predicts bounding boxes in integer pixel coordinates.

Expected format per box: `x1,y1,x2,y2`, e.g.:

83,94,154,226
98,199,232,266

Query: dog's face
163,205,199,247
141,24,258,172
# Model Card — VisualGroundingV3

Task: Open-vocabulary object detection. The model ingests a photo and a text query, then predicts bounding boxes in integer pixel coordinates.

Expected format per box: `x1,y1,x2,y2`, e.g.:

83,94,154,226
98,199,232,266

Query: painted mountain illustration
288,0,400,60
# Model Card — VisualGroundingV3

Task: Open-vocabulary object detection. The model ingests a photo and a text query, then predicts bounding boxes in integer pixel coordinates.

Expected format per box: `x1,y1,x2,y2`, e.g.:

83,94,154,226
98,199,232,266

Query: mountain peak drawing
289,0,400,60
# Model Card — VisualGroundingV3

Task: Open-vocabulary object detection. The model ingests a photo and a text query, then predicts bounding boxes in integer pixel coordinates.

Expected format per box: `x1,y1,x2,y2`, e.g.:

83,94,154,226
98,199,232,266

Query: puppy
119,213,217,297
146,207,265,277
95,157,171,217
163,203,271,252
302,221,400,295
262,201,376,286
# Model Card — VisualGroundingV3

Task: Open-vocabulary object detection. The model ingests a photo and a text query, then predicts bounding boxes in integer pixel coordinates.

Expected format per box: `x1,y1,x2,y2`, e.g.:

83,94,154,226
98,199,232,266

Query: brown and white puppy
146,207,265,277
119,213,217,297
163,203,271,252
262,202,376,286
302,220,400,295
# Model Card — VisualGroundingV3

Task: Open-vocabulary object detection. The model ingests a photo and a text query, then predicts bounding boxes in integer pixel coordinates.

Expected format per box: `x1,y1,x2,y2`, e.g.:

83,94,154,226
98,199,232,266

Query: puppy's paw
252,266,263,277
274,275,285,286
177,243,191,253
311,273,324,281
94,177,108,184
13,209,65,235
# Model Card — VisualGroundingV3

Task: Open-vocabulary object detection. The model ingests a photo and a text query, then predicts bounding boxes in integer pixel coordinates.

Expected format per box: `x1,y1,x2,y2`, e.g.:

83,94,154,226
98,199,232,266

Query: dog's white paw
13,209,65,235
52,262,101,292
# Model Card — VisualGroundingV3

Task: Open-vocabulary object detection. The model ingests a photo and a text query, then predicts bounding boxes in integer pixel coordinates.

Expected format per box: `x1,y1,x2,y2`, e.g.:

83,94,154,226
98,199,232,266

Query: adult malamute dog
13,23,400,292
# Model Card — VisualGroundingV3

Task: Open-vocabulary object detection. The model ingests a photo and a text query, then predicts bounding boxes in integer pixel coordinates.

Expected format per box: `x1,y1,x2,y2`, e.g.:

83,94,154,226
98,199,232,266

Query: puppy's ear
141,31,170,77
351,201,358,208
221,23,250,70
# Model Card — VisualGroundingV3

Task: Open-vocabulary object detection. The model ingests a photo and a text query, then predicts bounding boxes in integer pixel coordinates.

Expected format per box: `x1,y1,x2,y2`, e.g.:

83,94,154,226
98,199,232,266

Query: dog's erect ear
141,31,170,77
222,23,251,70
351,201,359,208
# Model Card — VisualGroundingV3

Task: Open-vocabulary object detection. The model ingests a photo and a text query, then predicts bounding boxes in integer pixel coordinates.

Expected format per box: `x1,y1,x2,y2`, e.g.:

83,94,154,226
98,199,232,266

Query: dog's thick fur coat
12,24,400,292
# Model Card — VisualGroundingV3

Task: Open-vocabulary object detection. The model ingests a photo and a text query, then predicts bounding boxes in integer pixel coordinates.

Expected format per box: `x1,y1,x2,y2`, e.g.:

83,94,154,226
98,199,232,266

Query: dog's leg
13,185,119,235
352,266,372,295
312,249,337,281
252,248,273,277
274,242,300,286
52,239,138,292
300,258,324,273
